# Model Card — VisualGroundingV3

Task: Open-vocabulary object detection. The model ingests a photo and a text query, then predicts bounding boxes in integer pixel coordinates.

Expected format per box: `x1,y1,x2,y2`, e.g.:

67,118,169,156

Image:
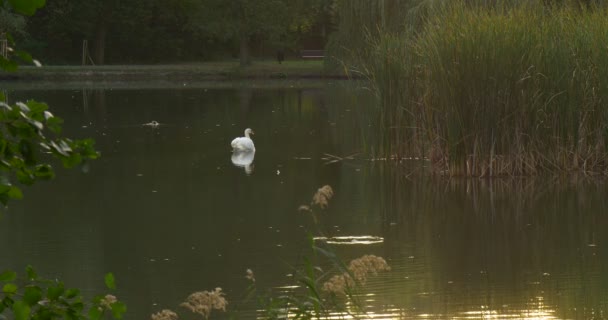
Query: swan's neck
244,131,251,138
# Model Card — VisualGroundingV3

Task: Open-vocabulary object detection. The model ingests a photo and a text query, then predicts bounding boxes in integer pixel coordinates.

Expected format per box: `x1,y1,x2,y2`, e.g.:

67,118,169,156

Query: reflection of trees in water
373,171,608,319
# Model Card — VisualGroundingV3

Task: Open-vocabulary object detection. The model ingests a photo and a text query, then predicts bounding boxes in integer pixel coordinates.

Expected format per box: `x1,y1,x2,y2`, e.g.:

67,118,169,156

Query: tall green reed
364,1,608,176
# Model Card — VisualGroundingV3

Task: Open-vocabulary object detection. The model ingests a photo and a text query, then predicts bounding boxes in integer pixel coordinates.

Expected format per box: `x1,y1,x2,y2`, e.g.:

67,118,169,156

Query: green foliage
0,266,125,320
0,1,122,319
104,273,116,290
2,0,45,15
0,99,99,205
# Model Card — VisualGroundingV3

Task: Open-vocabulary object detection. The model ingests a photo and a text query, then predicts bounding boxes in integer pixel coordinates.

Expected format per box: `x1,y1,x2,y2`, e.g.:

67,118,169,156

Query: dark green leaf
16,169,35,185
61,154,82,168
46,283,64,300
12,300,30,320
25,100,48,113
110,301,127,319
0,57,18,72
8,186,23,200
104,273,115,290
3,283,18,294
25,265,37,280
0,194,8,206
46,117,63,134
0,270,17,281
66,309,78,320
5,33,15,45
65,288,80,299
35,308,55,320
23,286,42,306
8,0,46,15
70,301,84,311
15,50,33,63
33,165,54,180
0,184,11,194
88,306,102,320
2,296,14,308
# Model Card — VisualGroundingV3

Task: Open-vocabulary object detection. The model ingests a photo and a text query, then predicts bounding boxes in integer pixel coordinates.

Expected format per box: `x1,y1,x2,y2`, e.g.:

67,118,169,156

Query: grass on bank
364,1,608,177
0,60,341,81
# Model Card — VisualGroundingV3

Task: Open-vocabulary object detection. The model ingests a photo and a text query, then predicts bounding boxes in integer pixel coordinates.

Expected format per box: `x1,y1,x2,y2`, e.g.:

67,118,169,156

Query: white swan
231,128,255,152
231,150,255,175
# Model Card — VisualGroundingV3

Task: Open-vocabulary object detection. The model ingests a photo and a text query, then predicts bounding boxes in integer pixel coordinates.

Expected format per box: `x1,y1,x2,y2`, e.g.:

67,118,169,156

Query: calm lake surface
1,81,607,319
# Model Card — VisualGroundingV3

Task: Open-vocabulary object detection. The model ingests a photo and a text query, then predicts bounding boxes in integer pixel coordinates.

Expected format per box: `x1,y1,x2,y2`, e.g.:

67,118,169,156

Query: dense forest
1,0,603,66
1,0,334,65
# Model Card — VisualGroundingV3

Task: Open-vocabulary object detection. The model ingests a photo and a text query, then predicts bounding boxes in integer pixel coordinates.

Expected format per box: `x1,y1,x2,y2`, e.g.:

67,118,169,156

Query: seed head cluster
99,294,117,310
180,287,228,319
151,309,179,320
322,255,390,295
246,269,255,282
312,185,334,209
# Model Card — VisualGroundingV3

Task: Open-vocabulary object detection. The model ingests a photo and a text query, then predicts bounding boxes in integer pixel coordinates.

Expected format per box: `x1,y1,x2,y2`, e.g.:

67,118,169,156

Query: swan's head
245,128,255,136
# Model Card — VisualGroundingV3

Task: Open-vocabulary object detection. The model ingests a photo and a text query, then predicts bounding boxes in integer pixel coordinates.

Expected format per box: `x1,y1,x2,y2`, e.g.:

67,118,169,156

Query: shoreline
0,60,353,82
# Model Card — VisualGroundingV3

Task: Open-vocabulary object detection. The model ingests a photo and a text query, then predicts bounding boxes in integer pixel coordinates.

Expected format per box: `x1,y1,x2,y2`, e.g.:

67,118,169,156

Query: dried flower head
180,287,227,319
312,185,334,209
246,269,255,282
348,255,391,284
151,309,179,320
322,273,355,295
322,255,390,295
298,205,311,212
99,294,117,310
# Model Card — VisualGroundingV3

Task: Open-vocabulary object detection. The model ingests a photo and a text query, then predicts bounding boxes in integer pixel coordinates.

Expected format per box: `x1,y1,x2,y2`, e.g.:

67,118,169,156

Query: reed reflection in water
334,170,608,320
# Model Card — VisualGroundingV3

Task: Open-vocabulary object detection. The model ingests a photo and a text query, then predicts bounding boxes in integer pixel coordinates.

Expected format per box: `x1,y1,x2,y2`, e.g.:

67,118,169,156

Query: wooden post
0,39,8,59
82,40,88,65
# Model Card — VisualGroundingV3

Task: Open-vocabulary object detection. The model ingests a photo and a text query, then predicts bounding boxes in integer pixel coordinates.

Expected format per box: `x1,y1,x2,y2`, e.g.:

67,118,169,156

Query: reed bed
363,1,608,176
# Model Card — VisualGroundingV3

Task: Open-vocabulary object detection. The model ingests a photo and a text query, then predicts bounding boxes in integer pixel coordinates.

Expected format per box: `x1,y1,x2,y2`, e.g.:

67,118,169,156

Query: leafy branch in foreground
0,2,123,320
0,266,126,320
0,97,99,206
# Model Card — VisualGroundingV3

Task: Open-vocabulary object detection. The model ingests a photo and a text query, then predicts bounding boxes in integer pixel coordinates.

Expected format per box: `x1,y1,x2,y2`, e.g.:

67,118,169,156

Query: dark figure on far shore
276,49,284,64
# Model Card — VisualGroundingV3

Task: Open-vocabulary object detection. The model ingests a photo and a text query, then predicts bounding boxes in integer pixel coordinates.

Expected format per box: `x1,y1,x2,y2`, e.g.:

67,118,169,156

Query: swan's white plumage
231,150,255,174
231,128,255,151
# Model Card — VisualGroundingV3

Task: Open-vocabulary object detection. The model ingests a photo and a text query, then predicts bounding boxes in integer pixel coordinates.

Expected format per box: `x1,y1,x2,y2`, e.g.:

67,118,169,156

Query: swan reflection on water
231,150,255,175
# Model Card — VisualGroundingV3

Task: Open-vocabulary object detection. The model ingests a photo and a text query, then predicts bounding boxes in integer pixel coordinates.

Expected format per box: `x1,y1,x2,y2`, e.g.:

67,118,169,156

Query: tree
24,0,203,64
0,4,27,38
14,0,333,64
185,0,286,66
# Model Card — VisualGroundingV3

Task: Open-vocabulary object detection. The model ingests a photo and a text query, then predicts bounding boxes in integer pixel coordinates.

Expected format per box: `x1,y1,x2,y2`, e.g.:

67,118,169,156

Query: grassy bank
0,60,346,81
363,2,608,176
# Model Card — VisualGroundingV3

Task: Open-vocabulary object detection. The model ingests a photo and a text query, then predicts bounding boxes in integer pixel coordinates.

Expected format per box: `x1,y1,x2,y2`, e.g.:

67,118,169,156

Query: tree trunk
93,24,107,65
93,0,114,65
239,33,250,67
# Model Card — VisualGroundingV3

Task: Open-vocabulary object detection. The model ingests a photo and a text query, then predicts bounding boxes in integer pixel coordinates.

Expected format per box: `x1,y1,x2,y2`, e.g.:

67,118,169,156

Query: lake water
1,81,607,319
